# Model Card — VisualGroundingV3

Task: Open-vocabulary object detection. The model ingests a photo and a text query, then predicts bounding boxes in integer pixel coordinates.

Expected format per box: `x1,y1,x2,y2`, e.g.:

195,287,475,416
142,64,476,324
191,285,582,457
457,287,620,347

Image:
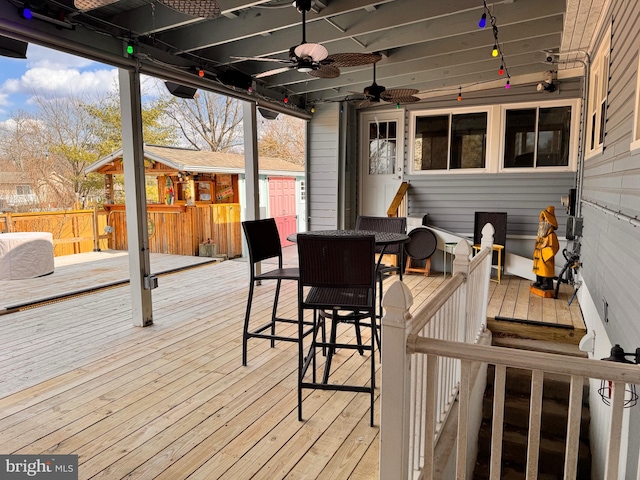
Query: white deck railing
379,225,640,479
379,224,494,479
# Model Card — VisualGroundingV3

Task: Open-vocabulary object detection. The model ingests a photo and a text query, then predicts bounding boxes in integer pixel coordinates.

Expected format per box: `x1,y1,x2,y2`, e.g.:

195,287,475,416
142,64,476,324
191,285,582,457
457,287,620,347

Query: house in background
0,159,71,213
85,145,306,246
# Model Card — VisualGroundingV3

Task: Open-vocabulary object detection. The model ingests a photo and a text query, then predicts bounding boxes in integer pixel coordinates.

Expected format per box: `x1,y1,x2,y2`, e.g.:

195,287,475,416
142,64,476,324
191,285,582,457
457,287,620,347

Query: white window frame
498,99,580,173
631,52,640,151
586,24,611,158
408,106,493,175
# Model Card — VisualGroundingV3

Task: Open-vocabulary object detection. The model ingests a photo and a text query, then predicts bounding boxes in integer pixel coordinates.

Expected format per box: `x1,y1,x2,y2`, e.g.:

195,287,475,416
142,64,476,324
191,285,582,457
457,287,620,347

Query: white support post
243,101,260,222
380,280,414,480
453,240,471,342
119,67,153,327
478,223,494,332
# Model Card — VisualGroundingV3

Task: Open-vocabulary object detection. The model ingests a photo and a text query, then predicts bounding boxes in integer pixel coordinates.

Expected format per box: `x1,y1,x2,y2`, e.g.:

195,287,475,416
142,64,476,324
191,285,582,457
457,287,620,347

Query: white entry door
359,111,404,216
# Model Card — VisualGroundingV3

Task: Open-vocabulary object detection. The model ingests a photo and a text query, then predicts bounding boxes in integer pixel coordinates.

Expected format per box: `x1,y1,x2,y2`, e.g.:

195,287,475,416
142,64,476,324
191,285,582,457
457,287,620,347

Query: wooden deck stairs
474,337,592,479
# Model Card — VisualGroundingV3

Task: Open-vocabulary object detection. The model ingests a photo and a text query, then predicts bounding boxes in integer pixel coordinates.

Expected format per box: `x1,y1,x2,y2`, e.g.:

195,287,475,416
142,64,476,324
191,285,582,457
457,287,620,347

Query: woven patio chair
296,233,377,426
241,218,313,366
355,215,407,320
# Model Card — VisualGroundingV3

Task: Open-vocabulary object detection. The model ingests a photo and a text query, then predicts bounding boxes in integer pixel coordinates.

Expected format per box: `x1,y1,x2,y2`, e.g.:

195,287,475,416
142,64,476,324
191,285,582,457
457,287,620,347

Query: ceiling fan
357,62,420,107
232,0,382,79
73,0,222,18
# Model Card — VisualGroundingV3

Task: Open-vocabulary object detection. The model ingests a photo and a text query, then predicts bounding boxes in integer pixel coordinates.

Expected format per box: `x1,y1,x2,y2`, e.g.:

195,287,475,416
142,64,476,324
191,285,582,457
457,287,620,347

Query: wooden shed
85,145,305,256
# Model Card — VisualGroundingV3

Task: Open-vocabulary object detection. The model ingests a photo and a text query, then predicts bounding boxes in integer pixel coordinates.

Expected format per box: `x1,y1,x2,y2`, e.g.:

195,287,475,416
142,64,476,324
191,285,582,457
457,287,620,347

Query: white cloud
0,45,118,115
26,45,95,71
3,67,118,98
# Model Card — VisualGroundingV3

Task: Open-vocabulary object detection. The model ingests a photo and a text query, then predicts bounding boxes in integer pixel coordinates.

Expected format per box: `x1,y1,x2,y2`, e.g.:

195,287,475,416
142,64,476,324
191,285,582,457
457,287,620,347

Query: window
587,25,611,156
16,185,31,195
368,120,397,175
503,106,571,168
413,112,487,171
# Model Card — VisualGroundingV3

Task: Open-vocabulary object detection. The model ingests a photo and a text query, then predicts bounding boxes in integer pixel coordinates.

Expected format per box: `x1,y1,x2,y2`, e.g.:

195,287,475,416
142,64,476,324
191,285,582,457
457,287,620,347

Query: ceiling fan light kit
294,43,328,63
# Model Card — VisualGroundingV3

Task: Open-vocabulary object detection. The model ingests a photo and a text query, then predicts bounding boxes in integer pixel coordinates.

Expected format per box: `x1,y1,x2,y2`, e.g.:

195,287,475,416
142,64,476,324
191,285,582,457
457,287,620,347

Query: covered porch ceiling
0,0,605,115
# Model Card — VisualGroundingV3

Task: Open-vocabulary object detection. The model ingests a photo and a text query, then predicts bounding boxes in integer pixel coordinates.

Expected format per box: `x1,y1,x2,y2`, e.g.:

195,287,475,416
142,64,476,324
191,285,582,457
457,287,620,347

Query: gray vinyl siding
307,103,340,230
580,1,640,474
406,172,576,238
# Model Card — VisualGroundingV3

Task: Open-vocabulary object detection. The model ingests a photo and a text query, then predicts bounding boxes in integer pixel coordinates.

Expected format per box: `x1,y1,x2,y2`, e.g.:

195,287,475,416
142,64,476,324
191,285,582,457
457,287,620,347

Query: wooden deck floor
0,250,585,479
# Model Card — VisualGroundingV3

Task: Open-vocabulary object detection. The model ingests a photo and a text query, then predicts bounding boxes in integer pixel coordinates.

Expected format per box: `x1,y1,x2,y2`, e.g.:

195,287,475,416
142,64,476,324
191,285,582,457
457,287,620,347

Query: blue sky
0,44,120,125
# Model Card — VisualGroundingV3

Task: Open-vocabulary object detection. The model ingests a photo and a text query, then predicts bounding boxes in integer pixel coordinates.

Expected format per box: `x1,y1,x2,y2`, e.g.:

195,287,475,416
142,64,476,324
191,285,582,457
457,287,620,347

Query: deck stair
473,339,592,479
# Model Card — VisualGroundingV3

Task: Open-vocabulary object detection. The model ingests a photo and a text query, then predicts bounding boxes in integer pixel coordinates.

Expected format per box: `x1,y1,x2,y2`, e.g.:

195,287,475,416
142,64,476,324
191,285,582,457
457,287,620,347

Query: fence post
92,205,101,252
380,280,414,480
6,212,13,232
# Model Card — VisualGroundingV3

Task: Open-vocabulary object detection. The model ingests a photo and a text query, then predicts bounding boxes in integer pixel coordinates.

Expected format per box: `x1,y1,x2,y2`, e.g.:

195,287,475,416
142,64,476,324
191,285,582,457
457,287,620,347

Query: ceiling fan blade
255,66,296,79
382,95,420,103
324,52,382,67
308,65,340,79
231,56,293,65
294,43,328,63
158,0,221,18
380,88,420,99
74,0,118,10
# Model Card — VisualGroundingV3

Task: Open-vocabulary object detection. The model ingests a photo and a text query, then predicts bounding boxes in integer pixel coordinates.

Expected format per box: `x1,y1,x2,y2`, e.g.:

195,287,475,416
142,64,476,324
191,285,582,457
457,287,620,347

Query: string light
21,6,33,19
310,106,315,113
478,12,487,29
457,87,462,102
479,0,511,90
198,68,205,77
283,95,289,104
126,41,135,56
396,103,401,109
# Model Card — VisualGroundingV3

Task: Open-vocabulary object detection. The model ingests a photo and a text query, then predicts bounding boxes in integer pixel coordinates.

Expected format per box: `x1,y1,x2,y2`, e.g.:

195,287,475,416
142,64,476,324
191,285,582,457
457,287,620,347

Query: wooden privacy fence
104,203,242,257
0,209,108,256
1,204,241,258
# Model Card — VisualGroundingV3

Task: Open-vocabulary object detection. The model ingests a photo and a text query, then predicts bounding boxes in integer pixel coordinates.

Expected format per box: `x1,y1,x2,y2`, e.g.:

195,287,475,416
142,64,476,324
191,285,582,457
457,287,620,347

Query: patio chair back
242,217,284,268
297,234,376,291
355,215,407,256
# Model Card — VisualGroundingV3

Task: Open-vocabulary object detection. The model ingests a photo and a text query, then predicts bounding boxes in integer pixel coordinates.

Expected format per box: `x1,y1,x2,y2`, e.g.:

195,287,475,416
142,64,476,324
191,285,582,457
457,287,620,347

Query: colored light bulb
505,80,511,89
478,12,487,28
492,45,499,57
498,65,504,75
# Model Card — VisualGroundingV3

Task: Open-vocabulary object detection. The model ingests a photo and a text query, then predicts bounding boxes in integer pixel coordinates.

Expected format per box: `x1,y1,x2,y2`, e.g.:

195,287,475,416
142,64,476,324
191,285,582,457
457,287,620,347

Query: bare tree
33,91,102,204
0,110,76,211
258,114,306,165
163,89,243,152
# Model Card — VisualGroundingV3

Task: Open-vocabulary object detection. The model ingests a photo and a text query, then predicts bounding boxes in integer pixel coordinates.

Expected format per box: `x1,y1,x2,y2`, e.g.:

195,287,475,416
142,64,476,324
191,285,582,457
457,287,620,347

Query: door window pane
369,120,397,175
